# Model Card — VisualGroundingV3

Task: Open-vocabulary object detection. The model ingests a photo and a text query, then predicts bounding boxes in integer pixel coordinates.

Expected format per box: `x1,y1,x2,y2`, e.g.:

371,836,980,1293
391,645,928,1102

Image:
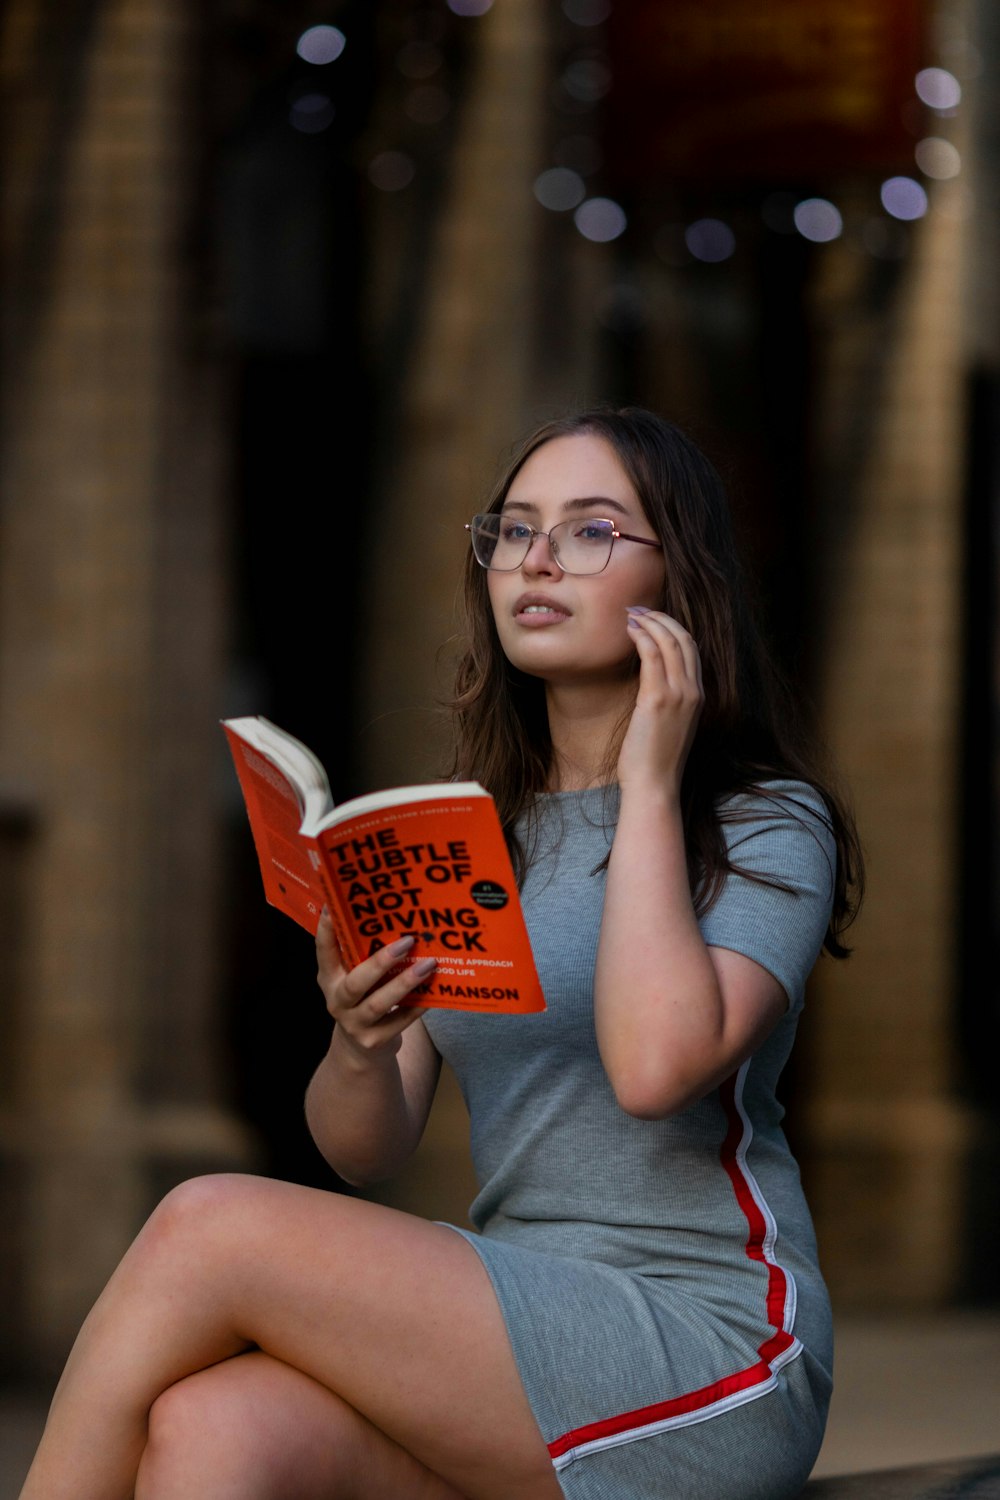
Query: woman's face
486,433,666,688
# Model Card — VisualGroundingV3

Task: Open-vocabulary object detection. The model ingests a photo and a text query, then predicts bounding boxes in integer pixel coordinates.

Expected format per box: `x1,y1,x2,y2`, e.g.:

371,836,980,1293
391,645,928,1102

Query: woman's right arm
304,914,441,1185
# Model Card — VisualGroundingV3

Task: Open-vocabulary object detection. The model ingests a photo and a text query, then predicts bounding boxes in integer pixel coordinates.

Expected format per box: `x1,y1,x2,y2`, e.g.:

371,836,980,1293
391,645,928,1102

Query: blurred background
2,0,999,1485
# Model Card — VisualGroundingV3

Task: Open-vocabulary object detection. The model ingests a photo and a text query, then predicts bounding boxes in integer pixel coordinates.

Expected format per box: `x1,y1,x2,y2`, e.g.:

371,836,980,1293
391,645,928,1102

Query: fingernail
412,957,437,978
627,605,650,615
388,935,417,955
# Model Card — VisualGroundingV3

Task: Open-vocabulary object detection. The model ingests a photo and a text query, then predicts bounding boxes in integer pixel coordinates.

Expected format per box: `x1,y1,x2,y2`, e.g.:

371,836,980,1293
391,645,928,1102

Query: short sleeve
698,780,836,1011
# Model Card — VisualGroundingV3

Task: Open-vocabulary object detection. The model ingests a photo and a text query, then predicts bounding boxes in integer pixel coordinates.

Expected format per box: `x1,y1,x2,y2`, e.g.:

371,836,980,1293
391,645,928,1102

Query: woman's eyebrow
501,495,632,516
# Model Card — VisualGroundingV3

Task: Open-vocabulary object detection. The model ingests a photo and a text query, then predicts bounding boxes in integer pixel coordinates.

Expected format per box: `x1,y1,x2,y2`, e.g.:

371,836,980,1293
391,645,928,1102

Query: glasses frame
465,513,662,576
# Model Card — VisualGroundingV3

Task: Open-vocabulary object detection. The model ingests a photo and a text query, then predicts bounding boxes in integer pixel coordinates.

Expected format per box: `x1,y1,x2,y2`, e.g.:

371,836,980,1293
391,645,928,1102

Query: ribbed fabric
423,781,835,1499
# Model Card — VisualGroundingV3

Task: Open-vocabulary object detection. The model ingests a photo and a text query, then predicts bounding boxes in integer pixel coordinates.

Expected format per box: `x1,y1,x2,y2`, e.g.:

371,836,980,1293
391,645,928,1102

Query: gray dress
421,780,836,1500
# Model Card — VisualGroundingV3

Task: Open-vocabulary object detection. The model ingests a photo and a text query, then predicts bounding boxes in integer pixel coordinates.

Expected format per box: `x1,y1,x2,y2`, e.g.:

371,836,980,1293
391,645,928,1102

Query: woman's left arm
594,609,787,1119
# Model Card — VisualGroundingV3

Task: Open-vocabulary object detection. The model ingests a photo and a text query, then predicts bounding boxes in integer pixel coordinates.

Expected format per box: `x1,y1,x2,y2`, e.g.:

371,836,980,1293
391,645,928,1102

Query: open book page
223,722,328,931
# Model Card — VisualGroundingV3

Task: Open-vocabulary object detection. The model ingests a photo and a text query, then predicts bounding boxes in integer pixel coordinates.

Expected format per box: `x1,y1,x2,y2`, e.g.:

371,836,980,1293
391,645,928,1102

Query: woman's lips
513,595,571,626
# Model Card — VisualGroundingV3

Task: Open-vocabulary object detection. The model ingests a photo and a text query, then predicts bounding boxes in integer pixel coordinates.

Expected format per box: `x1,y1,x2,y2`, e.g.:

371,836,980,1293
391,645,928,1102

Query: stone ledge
801,1452,1000,1497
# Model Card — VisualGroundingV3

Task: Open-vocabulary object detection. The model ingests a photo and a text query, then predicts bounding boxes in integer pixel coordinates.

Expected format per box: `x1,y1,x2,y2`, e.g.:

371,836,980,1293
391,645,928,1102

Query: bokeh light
563,0,612,24
915,137,961,179
533,167,586,212
684,218,736,263
573,197,627,242
561,57,612,104
880,176,929,221
296,26,346,65
368,151,416,191
446,0,493,14
289,93,335,133
915,67,962,110
793,198,843,243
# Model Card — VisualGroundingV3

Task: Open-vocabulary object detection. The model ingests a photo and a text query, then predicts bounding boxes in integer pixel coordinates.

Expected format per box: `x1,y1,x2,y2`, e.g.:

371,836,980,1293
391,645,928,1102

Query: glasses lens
470,513,534,570
549,518,615,574
469,514,499,567
469,514,618,572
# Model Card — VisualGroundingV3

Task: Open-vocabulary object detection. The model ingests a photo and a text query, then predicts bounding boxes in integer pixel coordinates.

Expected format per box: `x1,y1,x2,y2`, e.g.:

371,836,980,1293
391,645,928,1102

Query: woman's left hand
616,607,704,796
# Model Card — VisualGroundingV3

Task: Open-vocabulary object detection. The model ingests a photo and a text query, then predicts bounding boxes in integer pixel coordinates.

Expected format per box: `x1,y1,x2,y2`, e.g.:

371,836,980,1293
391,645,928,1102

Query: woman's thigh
127,1174,561,1500
136,1350,467,1500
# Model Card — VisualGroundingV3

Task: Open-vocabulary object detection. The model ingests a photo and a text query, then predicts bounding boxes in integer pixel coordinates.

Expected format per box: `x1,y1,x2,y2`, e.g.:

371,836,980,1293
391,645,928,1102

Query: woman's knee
155,1171,262,1226
145,1366,229,1458
139,1353,367,1500
137,1172,269,1263
141,1354,311,1493
139,1369,244,1496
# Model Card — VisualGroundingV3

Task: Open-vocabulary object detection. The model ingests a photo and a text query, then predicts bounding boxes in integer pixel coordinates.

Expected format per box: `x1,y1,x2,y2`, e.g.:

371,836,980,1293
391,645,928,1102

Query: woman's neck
544,679,636,791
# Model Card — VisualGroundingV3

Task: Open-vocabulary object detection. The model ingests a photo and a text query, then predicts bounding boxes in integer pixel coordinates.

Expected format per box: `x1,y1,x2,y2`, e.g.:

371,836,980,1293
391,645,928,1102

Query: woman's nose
522,530,562,574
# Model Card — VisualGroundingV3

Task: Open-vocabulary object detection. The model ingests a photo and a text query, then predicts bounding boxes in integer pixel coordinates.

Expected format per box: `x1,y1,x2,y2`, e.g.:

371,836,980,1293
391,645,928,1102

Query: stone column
358,0,548,793
0,0,253,1379
803,124,978,1304
357,0,546,1226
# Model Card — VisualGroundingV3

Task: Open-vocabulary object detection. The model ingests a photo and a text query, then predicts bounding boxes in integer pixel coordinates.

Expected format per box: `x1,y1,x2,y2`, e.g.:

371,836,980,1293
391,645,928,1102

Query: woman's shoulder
715,778,835,861
717,777,828,821
701,779,839,1000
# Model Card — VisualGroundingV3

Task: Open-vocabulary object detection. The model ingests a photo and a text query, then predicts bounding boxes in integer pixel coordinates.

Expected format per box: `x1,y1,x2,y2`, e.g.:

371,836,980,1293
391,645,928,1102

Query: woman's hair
447,405,863,957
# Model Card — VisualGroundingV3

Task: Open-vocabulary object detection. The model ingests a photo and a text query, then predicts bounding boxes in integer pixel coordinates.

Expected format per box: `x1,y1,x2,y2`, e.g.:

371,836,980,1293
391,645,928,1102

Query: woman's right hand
316,912,437,1064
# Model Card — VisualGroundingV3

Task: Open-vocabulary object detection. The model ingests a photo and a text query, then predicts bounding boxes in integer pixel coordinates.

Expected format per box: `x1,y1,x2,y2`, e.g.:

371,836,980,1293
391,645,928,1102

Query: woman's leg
19,1174,560,1500
135,1350,466,1500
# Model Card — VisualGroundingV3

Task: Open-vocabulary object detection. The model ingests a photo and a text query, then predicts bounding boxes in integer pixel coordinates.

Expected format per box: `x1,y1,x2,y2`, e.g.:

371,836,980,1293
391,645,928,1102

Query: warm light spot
296,26,346,65
915,67,961,110
915,137,961,179
793,198,843,243
880,176,928,220
684,218,735,263
573,197,626,242
368,151,415,191
533,167,586,211
289,93,335,133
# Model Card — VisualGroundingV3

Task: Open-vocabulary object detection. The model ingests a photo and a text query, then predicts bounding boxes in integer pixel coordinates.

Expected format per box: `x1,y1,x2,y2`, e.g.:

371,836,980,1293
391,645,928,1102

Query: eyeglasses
466,513,661,576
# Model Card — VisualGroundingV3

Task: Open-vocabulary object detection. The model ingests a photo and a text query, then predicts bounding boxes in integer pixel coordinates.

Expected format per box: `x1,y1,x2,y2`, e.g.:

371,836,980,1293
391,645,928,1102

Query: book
222,716,545,1015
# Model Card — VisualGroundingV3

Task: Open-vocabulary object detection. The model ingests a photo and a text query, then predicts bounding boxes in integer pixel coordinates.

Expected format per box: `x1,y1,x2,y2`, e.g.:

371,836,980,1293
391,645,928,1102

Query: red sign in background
606,0,929,185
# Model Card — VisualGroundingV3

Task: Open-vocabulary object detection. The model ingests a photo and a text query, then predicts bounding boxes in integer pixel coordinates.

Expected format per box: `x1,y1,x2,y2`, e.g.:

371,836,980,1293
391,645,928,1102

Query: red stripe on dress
546,1065,795,1463
717,1071,790,1337
547,1358,774,1460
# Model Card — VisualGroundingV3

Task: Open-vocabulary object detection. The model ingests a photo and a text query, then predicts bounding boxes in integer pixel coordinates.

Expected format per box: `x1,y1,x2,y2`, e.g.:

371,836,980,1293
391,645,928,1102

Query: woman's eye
501,521,532,541
576,521,612,541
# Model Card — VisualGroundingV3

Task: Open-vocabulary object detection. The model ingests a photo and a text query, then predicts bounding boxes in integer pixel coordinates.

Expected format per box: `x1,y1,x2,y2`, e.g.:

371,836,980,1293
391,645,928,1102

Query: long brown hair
447,406,863,957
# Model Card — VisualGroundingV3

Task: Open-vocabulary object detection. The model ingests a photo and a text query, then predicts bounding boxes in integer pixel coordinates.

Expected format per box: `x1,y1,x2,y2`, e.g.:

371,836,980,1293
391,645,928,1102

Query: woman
20,407,861,1500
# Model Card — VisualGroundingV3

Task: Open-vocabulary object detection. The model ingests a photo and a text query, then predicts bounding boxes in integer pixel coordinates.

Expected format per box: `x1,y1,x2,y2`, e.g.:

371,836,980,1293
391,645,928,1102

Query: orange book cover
223,717,546,1016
